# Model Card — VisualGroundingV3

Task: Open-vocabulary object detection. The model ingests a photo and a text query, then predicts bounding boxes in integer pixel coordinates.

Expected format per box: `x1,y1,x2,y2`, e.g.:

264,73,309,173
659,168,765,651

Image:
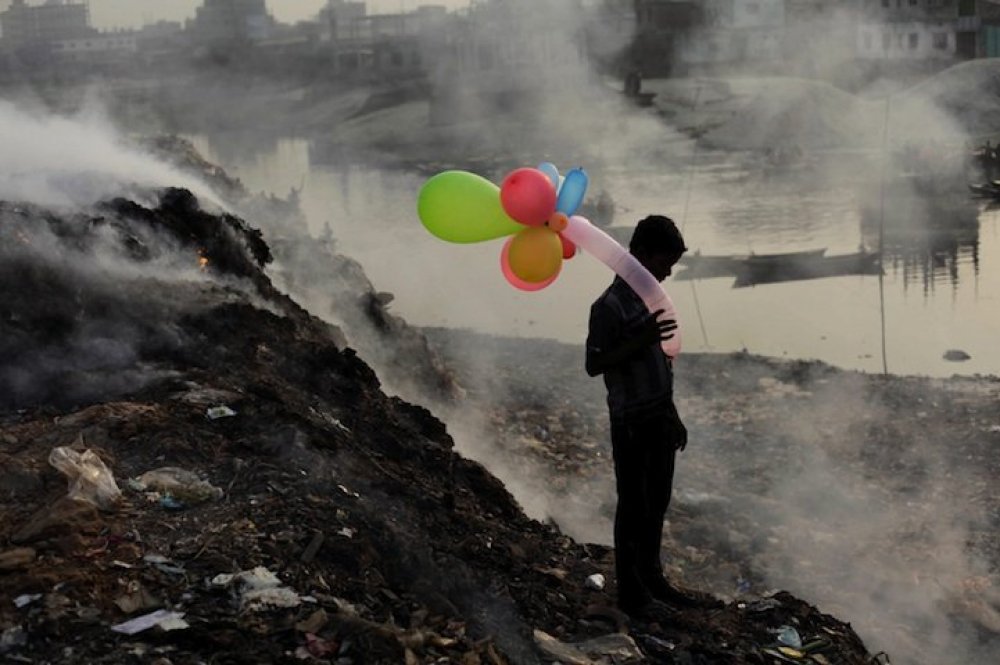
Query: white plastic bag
48,446,122,511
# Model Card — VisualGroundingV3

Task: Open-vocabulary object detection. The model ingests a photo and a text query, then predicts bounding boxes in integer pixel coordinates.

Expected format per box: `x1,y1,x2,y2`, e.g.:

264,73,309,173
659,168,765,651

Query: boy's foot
646,578,724,609
619,597,676,623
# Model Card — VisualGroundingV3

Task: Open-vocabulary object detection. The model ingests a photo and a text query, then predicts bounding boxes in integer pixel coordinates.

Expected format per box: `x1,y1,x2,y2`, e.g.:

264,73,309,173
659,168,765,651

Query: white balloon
563,215,681,358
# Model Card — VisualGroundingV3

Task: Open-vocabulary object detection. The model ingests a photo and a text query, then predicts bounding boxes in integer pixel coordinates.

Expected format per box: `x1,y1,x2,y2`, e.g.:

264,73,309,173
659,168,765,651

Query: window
909,33,919,49
747,2,759,13
864,32,873,51
933,32,948,49
883,31,892,50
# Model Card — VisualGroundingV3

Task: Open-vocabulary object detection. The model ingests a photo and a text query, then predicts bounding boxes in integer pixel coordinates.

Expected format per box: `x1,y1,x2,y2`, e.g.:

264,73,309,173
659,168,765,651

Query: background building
188,0,274,46
0,0,93,51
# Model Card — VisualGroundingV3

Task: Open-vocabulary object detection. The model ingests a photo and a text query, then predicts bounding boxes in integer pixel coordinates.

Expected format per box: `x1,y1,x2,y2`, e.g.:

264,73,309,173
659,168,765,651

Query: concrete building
633,0,703,75
783,0,863,75
0,0,92,50
444,0,587,88
975,0,1000,57
320,2,449,74
856,0,978,60
188,0,274,46
633,0,787,73
51,30,137,64
430,0,588,121
686,0,787,66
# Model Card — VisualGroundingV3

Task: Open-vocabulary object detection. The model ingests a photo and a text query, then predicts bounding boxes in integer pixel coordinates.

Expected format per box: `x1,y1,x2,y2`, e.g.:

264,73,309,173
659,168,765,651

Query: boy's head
629,215,687,281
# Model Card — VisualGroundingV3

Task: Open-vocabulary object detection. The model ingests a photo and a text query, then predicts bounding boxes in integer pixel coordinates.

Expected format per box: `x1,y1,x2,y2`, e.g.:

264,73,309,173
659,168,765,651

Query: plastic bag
48,446,122,511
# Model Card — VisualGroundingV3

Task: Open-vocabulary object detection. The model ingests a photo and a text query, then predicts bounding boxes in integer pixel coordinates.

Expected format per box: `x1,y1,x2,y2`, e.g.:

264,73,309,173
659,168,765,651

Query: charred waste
0,147,880,664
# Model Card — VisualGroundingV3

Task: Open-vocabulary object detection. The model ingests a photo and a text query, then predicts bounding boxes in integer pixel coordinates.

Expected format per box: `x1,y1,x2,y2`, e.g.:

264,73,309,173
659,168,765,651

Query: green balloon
417,170,524,243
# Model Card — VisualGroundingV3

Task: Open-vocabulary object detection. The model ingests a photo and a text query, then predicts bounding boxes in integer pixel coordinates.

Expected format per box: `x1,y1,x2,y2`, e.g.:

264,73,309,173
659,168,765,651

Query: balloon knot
548,212,569,233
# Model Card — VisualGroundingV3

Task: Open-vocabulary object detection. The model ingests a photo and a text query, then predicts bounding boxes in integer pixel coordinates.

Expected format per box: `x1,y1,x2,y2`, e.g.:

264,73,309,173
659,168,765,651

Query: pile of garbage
0,182,880,663
423,327,1000,665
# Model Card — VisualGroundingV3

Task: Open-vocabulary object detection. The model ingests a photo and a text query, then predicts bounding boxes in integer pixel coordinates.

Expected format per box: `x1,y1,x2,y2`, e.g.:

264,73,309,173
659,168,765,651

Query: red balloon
560,234,577,259
500,168,557,227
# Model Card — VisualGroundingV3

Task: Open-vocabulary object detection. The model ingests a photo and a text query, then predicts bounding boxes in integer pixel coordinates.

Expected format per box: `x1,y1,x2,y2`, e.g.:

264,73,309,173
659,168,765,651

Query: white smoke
0,99,224,209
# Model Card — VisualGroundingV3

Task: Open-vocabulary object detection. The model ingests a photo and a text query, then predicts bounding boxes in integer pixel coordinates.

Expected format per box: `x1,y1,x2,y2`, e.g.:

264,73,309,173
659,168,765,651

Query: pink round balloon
500,168,557,227
500,237,560,291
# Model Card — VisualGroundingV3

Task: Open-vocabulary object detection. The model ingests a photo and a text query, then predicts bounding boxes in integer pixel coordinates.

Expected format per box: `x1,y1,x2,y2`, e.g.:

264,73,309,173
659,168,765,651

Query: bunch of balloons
418,162,586,291
417,163,681,357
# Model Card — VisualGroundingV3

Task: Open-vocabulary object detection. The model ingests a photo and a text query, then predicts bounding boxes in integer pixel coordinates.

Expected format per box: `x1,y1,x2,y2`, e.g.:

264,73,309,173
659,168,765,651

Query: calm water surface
191,136,1000,379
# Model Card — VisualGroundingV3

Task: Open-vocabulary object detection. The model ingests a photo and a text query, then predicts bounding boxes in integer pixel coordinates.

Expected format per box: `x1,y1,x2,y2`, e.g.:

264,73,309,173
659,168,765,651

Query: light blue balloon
556,168,588,215
537,162,560,191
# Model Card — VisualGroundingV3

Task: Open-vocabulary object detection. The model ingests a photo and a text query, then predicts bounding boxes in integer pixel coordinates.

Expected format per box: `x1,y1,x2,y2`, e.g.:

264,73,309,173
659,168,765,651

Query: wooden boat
732,251,881,288
968,182,1000,199
675,248,826,281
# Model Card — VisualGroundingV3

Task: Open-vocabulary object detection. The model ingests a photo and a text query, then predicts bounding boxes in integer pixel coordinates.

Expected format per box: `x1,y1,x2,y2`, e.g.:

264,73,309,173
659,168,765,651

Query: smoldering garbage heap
424,328,1000,665
0,189,873,664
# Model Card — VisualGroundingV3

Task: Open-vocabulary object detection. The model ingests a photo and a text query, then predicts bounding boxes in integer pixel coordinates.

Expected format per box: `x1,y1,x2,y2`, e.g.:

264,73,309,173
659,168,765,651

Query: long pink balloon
563,215,681,358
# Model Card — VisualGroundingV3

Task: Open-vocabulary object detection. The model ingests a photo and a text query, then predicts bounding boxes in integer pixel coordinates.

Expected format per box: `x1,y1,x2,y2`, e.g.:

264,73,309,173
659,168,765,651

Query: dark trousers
610,411,677,608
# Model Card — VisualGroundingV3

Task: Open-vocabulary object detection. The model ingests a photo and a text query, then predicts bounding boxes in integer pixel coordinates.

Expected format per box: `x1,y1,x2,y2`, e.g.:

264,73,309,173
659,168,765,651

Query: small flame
197,249,209,270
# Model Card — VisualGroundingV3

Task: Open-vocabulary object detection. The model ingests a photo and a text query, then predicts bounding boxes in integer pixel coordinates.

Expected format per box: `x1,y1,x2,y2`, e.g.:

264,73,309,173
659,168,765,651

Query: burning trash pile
0,176,882,663
423,328,1000,665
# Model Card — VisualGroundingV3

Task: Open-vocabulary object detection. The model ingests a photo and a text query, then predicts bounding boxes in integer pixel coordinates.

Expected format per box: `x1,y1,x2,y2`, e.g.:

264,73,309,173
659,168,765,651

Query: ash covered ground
0,141,884,664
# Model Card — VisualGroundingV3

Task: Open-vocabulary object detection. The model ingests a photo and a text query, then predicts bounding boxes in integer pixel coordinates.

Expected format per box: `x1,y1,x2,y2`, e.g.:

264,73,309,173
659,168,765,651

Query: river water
190,135,1000,379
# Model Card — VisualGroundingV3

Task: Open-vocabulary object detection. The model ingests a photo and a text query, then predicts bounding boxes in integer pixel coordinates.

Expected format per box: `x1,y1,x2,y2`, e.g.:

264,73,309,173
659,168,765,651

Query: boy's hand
636,309,677,346
674,416,688,451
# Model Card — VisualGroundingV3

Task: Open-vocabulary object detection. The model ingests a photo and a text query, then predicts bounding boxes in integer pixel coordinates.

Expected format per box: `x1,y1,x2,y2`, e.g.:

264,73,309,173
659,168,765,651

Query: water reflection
858,176,981,295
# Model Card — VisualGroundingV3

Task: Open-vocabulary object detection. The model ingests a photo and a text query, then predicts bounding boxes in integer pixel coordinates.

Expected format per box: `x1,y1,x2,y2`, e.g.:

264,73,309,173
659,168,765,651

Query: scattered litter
13,594,41,609
775,625,802,649
747,598,782,613
778,645,805,658
111,609,188,635
143,553,185,576
0,626,28,652
206,405,237,420
114,583,161,614
337,484,360,499
761,647,800,663
337,527,355,539
533,629,643,665
0,547,36,571
159,494,185,510
48,446,122,511
295,608,329,634
299,633,338,658
212,566,303,611
584,573,606,591
300,531,324,563
134,467,224,505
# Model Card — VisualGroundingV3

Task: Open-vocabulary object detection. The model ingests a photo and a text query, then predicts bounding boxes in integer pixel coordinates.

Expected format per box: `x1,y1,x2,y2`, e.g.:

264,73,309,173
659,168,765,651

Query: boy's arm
586,306,676,377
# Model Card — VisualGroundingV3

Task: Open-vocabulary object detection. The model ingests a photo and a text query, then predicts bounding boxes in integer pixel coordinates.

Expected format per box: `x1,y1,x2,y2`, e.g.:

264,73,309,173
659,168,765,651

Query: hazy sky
37,1,471,30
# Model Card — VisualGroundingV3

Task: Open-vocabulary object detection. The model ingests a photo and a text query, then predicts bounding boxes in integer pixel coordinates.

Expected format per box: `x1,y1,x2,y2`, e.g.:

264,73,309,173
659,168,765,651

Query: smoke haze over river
189,135,1000,379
